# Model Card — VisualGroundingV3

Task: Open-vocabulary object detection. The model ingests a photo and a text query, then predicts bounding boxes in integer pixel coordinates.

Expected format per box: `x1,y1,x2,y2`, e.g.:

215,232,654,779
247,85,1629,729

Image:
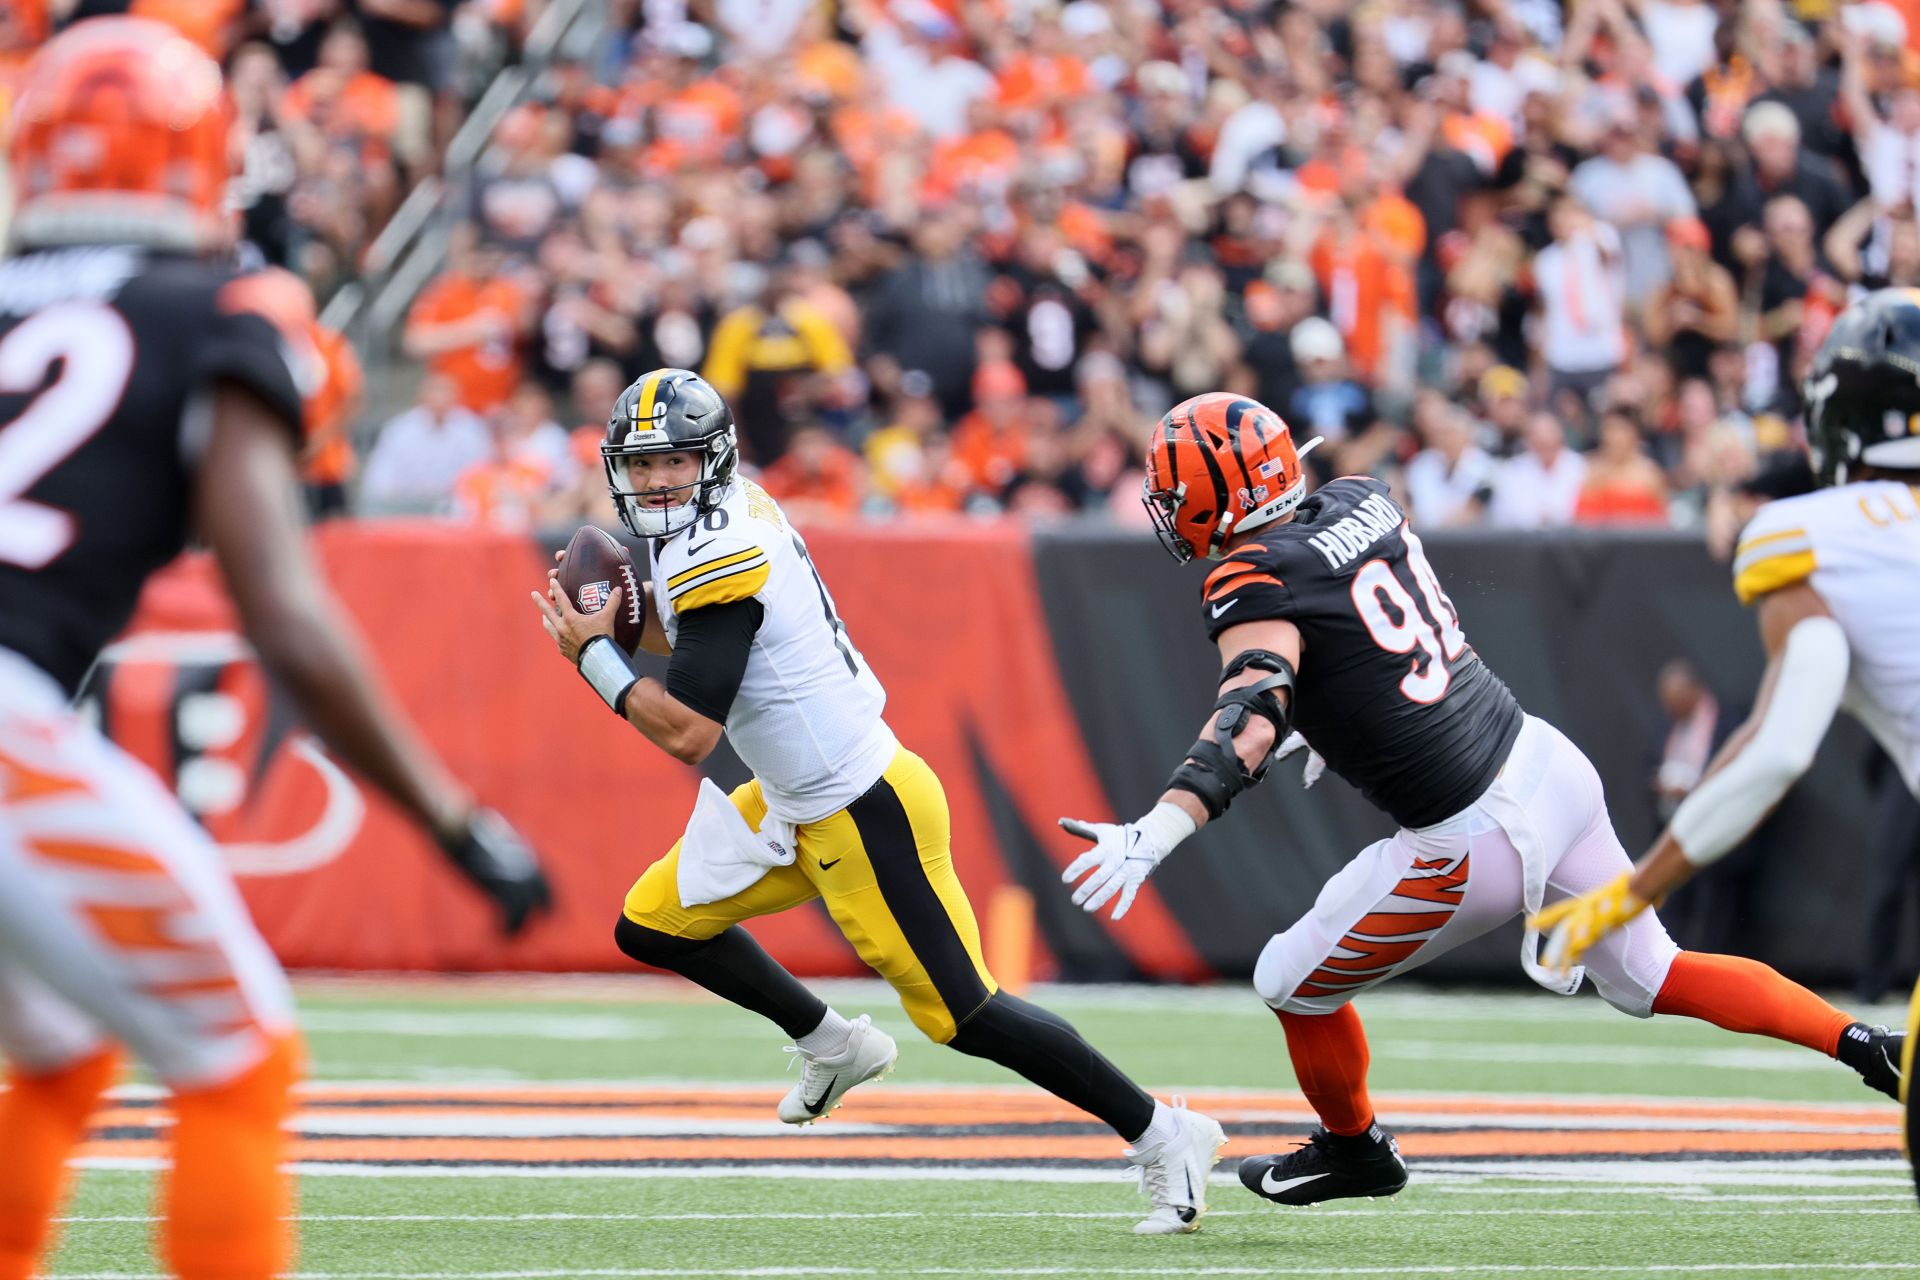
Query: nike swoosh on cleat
1261,1170,1331,1196
803,1075,839,1115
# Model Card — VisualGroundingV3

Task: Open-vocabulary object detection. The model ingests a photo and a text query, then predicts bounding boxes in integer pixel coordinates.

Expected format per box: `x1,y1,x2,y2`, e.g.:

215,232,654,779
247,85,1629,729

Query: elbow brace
1166,650,1296,820
1668,615,1849,868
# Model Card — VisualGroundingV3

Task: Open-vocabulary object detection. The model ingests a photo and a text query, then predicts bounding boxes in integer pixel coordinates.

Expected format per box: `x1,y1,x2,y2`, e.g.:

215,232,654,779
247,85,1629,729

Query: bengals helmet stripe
7,17,232,253
1144,393,1318,563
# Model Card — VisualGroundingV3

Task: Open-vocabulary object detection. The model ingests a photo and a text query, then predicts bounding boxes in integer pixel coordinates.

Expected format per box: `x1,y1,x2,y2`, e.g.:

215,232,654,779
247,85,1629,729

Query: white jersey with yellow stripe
1731,481,1920,796
651,479,895,824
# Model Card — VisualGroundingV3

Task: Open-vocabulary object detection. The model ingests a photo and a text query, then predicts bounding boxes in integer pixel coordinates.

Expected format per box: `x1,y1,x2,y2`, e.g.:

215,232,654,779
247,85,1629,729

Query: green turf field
41,977,1920,1280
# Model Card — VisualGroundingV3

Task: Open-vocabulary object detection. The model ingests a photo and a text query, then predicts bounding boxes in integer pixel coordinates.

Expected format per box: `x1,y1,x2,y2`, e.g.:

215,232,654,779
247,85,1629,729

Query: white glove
1057,802,1197,920
1274,731,1326,788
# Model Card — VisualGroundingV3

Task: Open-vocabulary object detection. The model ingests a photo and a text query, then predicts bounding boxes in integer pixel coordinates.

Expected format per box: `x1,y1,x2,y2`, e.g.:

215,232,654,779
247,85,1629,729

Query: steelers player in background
1534,288,1920,1198
0,19,551,1280
532,369,1226,1235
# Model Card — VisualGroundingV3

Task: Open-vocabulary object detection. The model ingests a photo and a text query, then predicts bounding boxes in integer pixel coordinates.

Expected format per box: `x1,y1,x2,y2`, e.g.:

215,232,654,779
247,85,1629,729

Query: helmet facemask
604,430,735,538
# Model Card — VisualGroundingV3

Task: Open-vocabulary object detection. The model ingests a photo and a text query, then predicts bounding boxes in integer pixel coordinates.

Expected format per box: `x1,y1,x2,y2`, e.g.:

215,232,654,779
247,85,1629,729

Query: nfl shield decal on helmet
579,580,612,612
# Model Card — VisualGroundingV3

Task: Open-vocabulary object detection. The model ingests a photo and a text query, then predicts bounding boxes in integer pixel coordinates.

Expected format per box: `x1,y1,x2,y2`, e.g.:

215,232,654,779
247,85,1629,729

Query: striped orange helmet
1143,392,1319,562
7,17,232,253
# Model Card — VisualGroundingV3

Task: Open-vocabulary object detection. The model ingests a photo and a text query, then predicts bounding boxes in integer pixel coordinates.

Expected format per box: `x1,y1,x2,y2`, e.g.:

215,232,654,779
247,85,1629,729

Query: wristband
578,634,639,717
1136,800,1198,856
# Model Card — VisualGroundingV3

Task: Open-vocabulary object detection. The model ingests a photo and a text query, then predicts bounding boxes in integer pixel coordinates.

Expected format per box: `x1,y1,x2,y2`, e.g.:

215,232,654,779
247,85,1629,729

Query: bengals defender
1534,289,1920,1199
1059,392,1902,1208
531,368,1224,1235
0,20,550,1280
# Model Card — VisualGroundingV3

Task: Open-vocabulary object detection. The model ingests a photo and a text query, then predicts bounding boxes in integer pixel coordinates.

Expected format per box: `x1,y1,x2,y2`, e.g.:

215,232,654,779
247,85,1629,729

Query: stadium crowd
7,0,1913,537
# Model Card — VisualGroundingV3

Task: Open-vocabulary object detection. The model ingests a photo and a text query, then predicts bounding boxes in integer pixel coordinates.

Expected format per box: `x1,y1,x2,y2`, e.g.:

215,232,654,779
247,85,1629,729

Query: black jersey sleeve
664,597,765,723
1200,542,1298,642
188,273,308,443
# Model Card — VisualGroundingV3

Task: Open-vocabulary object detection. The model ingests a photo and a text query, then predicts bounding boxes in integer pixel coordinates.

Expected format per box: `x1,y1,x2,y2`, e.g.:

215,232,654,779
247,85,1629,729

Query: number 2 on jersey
1351,529,1467,703
0,302,136,569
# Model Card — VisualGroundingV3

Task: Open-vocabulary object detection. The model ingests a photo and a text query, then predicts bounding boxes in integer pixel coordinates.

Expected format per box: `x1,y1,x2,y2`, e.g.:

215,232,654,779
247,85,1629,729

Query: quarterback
1534,288,1920,1186
1059,391,1901,1208
532,368,1224,1234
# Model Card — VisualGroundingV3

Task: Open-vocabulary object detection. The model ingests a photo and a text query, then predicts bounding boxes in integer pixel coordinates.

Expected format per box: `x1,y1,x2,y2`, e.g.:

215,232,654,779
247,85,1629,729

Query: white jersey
651,480,894,824
1732,481,1920,796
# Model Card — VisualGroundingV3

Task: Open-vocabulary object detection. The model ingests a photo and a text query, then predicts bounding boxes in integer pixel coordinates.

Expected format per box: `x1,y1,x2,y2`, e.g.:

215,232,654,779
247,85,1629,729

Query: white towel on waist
676,778,798,907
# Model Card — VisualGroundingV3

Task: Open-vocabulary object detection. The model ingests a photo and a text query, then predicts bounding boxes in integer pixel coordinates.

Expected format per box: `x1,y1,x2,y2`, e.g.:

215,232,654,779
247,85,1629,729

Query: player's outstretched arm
1531,582,1847,969
196,380,553,934
532,579,739,765
1060,618,1302,920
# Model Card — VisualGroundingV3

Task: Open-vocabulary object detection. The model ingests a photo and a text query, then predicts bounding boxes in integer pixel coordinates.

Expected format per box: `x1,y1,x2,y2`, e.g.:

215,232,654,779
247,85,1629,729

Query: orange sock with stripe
1652,951,1854,1055
161,1034,300,1280
1276,1005,1375,1136
0,1048,119,1280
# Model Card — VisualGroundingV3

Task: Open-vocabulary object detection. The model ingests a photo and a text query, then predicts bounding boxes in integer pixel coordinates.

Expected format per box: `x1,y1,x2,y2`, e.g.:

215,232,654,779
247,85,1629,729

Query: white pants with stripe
1255,715,1681,1017
0,648,292,1087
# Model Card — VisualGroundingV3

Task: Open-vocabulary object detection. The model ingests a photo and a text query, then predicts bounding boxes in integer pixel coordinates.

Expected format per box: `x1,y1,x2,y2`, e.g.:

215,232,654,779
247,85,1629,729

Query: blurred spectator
950,361,1037,503
1286,318,1380,475
360,374,492,513
1569,111,1696,305
1576,408,1670,525
1239,262,1319,418
402,234,534,415
760,423,866,523
1644,218,1740,380
1488,412,1587,530
1477,365,1531,456
1534,199,1627,406
703,260,856,466
864,370,967,515
866,212,991,421
1404,394,1496,527
548,359,627,529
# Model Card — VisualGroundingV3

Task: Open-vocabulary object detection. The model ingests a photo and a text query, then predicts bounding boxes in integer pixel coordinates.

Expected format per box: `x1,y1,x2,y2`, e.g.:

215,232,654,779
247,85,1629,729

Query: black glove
438,808,553,936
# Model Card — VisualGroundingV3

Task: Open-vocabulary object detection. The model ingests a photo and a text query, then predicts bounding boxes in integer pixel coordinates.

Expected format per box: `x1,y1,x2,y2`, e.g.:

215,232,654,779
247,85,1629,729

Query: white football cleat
777,1014,898,1125
1126,1099,1226,1235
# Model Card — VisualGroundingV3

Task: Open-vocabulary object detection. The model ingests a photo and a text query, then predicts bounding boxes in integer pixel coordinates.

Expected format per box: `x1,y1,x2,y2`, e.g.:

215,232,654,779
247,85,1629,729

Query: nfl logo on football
579,580,611,612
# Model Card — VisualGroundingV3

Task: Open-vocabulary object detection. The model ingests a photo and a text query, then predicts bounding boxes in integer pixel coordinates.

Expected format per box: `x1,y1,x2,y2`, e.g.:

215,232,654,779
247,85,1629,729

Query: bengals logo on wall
78,631,363,876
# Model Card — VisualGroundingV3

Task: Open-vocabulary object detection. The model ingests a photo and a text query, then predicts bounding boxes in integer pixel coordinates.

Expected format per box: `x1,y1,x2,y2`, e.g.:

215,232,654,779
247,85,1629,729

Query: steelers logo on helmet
602,369,739,538
1143,392,1322,562
1804,288,1920,487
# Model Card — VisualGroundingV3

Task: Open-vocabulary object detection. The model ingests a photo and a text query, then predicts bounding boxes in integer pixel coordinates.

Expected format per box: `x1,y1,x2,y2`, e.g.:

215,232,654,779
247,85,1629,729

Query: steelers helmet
603,369,738,537
1803,289,1920,486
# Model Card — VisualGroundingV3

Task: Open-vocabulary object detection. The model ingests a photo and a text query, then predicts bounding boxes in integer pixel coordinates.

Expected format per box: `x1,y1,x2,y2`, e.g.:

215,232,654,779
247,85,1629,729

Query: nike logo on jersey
1261,1170,1331,1195
818,857,843,871
684,538,717,557
803,1075,839,1114
1210,599,1239,619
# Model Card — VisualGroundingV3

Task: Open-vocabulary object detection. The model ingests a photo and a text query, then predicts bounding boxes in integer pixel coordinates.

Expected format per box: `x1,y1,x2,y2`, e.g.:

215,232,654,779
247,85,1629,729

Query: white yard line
44,1264,1920,1278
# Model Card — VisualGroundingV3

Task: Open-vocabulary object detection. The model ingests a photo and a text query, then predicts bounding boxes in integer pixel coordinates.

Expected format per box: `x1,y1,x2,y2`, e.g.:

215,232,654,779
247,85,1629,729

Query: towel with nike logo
1196,476,1523,828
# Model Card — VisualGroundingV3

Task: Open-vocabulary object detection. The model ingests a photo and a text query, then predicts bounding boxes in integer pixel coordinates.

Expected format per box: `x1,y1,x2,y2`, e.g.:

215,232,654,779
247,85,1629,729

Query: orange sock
160,1034,301,1280
0,1047,120,1280
1276,1004,1375,1136
1653,951,1855,1056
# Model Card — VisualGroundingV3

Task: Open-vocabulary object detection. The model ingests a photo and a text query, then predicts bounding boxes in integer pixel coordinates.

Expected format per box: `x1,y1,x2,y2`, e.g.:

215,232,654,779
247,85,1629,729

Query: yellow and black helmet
602,369,739,537
1804,289,1920,487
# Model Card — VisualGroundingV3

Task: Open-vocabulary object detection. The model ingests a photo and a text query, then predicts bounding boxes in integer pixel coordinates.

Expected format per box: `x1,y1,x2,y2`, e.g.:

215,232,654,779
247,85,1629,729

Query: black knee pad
614,915,706,967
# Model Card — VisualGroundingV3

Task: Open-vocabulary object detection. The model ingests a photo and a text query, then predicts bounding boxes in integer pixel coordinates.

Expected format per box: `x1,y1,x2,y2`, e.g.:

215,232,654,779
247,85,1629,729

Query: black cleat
1837,1022,1904,1101
1238,1121,1409,1207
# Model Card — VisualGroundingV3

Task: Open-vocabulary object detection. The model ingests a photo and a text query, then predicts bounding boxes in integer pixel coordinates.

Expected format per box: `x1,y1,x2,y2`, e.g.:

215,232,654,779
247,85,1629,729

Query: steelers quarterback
531,368,1224,1234
1533,288,1920,1194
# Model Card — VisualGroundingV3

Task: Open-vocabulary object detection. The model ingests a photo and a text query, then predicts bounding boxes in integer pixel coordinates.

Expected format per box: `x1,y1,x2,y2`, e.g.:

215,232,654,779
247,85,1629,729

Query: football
559,524,646,654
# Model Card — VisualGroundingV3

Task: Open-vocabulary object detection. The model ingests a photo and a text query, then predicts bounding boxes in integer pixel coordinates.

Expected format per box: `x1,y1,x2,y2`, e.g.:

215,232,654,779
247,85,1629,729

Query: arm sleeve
663,597,765,723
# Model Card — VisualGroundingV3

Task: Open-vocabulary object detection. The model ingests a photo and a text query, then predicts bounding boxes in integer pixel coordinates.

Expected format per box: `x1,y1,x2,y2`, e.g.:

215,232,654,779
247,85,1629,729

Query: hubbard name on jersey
1732,480,1920,796
651,478,895,824
1198,476,1525,828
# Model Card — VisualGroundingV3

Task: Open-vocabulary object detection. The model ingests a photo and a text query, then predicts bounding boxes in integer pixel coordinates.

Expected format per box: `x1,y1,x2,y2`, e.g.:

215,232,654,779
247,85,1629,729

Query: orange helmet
1143,392,1320,562
7,16,231,253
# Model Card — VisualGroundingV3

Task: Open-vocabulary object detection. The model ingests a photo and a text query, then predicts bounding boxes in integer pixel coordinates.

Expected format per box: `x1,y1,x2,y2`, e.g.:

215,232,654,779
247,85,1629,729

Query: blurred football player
1059,391,1899,1211
1533,288,1920,1196
0,20,551,1280
532,368,1224,1235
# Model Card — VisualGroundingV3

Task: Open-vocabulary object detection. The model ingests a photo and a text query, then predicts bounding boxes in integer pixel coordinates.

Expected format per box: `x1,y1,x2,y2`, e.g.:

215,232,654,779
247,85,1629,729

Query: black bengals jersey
0,246,305,696
1201,476,1524,828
